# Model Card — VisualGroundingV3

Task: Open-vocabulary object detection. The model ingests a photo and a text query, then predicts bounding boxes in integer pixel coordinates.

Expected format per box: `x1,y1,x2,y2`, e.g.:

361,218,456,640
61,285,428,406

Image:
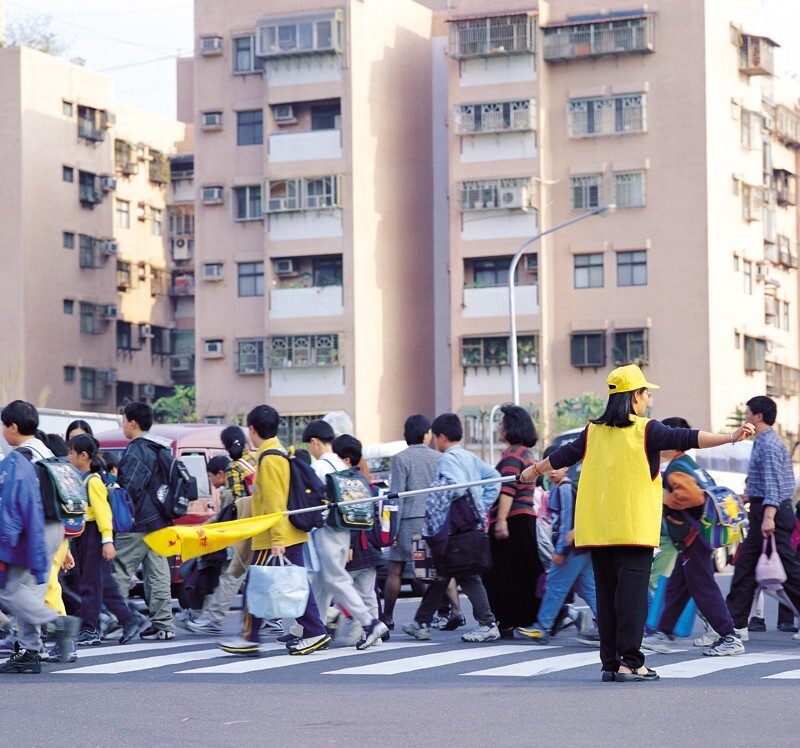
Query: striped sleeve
498,447,527,498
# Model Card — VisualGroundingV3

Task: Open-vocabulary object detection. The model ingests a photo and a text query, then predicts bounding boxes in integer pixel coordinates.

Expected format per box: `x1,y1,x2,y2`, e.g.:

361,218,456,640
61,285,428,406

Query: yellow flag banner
143,513,283,561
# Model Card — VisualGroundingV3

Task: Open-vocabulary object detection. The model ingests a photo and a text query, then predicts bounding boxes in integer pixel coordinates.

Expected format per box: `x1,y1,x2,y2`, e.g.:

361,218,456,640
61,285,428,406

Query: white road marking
657,652,800,678
65,638,214,660
54,648,227,674
463,651,599,677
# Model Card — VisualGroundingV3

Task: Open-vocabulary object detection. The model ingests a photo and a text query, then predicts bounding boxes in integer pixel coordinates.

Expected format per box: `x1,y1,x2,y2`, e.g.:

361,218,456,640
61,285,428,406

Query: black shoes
747,616,766,632
0,645,42,674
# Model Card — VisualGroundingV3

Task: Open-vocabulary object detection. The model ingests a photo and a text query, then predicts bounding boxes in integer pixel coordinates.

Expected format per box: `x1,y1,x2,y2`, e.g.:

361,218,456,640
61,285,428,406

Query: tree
4,14,70,57
550,392,606,437
152,386,197,424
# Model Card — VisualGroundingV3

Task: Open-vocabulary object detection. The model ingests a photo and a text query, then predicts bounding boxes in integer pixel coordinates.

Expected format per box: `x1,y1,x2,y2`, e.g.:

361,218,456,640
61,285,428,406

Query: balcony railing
454,100,536,135
449,14,536,60
568,94,645,137
169,274,195,296
776,105,800,148
543,15,655,61
739,34,777,76
460,178,538,213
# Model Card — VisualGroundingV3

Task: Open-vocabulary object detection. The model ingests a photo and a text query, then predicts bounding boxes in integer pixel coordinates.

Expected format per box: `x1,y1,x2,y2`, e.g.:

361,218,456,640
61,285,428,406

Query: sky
2,0,800,120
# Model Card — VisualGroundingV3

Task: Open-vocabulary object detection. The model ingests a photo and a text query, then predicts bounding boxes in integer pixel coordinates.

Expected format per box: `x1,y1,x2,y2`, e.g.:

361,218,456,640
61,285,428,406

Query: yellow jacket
251,438,308,550
84,473,114,543
575,416,662,548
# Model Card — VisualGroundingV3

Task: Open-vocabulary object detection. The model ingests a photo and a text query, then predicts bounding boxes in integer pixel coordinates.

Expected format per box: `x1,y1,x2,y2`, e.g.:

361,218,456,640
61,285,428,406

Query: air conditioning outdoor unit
171,355,192,373
102,111,116,128
274,104,295,122
102,370,117,385
274,259,295,275
101,305,118,319
99,240,118,255
202,112,223,129
139,324,153,338
201,186,224,203
200,36,223,54
757,263,770,279
100,176,117,192
204,340,224,356
201,264,223,280
172,238,191,261
500,186,526,210
140,384,156,398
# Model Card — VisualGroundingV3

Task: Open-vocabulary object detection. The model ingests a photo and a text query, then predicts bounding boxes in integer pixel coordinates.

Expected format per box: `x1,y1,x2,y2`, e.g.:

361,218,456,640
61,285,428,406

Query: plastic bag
246,555,309,620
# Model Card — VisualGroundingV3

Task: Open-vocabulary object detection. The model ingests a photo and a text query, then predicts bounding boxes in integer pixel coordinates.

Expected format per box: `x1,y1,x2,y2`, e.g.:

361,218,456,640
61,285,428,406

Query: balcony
568,94,645,138
543,14,655,61
776,105,800,148
170,273,195,297
268,129,342,163
739,34,777,76
462,284,538,318
269,285,343,319
454,100,536,136
460,178,538,213
449,13,536,60
256,10,343,59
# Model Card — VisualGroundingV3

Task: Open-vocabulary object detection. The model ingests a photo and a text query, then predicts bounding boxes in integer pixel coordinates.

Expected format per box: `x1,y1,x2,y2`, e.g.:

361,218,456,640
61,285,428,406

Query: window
116,200,130,229
150,208,163,236
79,303,101,334
169,207,195,237
742,184,763,221
570,175,601,210
233,35,261,73
471,258,515,287
574,253,603,288
63,299,74,315
115,139,137,176
236,339,265,374
234,186,263,220
568,94,645,137
278,413,326,445
617,251,647,286
312,256,343,286
117,321,134,350
63,365,75,382
612,330,649,365
63,232,75,249
269,334,340,368
454,100,535,135
614,172,646,207
449,13,536,59
63,166,74,183
77,106,105,142
79,368,106,402
257,11,343,58
237,110,263,146
310,104,340,131
267,176,342,212
571,332,606,368
78,171,101,205
744,336,767,372
63,101,73,117
461,336,538,367
740,109,759,149
743,260,753,294
149,150,170,184
151,326,171,356
784,301,790,331
79,235,101,268
150,268,170,296
460,178,537,212
238,262,264,297
733,254,740,271
116,261,132,290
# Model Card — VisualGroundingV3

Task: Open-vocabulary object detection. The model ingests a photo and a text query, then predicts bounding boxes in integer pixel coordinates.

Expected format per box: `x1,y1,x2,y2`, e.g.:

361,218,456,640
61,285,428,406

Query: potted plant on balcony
518,339,535,366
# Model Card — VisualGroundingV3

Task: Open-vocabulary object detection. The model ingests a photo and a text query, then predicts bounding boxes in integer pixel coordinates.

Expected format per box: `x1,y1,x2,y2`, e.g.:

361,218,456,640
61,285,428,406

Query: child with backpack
67,435,149,647
221,425,256,503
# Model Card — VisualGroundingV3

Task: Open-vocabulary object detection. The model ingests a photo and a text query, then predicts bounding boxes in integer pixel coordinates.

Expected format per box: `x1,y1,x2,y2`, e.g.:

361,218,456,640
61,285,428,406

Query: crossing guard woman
521,365,754,682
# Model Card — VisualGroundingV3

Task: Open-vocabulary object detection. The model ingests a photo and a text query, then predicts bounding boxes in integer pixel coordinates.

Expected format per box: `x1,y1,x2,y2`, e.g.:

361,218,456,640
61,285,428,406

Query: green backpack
325,468,375,530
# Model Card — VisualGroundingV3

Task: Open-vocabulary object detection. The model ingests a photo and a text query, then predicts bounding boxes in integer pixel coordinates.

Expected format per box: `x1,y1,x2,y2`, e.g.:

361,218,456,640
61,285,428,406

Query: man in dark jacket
111,402,175,640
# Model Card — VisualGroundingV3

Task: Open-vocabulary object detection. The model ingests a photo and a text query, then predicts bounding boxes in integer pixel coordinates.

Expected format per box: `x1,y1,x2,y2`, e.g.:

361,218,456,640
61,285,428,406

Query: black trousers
591,546,653,672
726,500,800,628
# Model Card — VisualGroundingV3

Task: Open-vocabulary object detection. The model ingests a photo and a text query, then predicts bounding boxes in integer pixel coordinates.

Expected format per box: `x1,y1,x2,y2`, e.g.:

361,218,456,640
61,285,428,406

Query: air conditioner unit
136,143,147,161
757,263,770,279
274,259,295,276
201,186,224,203
140,383,156,398
204,340,223,357
100,176,117,192
172,238,191,261
171,355,192,373
201,112,223,129
99,240,118,255
200,36,223,54
201,263,223,280
139,324,153,338
101,304,118,319
500,186,526,210
274,104,295,122
523,255,538,271
101,111,116,128
102,370,117,385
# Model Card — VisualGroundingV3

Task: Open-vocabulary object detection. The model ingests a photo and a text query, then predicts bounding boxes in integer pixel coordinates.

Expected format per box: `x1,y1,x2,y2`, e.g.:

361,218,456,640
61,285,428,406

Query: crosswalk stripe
54,648,225,674
66,639,214,660
322,644,540,675
178,641,431,675
763,667,800,679
657,652,800,678
463,651,599,677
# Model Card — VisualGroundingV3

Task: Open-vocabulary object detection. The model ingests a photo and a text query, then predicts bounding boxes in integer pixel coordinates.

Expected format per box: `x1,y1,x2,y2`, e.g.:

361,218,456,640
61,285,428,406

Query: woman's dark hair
403,414,431,445
66,419,93,441
68,434,104,474
499,404,537,448
47,434,68,457
221,425,248,460
590,389,644,428
207,455,230,474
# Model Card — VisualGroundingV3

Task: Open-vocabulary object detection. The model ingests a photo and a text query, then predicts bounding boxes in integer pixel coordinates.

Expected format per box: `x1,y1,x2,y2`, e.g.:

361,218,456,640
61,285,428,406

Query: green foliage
550,392,606,437
153,385,197,424
726,406,746,429
5,14,69,57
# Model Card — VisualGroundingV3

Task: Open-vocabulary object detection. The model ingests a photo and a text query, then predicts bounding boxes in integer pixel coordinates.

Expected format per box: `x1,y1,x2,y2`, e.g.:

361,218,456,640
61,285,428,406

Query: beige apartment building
190,0,436,444
0,46,186,411
434,0,800,446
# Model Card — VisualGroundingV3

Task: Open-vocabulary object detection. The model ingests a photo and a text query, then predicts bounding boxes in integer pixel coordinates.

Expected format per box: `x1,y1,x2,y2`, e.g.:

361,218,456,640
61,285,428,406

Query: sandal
615,667,659,682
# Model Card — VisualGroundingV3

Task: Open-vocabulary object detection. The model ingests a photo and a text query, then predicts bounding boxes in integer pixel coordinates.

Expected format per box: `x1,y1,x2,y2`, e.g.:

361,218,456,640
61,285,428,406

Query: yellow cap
606,364,659,394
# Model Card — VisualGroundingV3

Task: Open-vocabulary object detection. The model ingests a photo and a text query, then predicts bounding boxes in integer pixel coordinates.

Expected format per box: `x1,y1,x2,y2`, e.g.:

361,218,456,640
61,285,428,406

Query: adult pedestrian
482,403,543,638
521,365,754,682
726,396,800,632
383,414,441,629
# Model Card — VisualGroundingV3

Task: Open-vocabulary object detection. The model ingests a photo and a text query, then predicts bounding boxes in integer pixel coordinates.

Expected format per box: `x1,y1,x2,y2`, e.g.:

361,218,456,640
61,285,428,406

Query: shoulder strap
258,449,289,466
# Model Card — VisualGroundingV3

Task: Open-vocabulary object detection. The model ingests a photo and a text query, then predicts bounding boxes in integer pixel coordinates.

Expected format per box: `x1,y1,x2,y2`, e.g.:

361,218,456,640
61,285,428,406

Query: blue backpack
105,476,136,534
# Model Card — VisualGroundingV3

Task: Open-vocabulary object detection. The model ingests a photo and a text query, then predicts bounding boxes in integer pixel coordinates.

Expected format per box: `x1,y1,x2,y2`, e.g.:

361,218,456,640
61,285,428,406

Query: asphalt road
3,573,800,747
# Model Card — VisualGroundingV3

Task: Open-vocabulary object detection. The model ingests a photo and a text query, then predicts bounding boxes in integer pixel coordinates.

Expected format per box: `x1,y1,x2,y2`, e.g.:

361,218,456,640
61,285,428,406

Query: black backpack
149,443,198,520
259,450,327,532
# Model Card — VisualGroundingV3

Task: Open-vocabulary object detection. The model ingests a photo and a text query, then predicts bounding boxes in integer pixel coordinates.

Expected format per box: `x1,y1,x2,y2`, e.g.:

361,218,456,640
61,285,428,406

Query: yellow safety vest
575,416,662,548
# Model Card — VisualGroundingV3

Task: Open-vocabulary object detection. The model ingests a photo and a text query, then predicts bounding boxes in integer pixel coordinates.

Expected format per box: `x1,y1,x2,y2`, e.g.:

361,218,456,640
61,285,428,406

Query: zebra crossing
49,636,800,680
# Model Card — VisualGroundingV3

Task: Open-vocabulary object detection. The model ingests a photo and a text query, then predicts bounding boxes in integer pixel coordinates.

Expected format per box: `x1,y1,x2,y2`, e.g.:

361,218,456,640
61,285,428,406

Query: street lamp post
509,204,616,405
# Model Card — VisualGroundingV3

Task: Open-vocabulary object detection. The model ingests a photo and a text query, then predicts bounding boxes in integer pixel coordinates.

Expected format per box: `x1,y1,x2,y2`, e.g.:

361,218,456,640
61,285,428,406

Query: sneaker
792,631,800,641
356,619,389,650
175,609,195,624
641,631,676,654
119,612,150,644
45,641,78,664
219,637,261,657
185,616,223,636
462,624,501,643
51,615,81,662
75,628,102,647
577,626,601,646
442,613,467,631
402,621,431,641
552,605,579,635
734,627,749,642
747,616,767,632
286,633,332,655
139,626,175,641
0,646,42,674
261,619,284,636
517,624,549,645
384,618,395,631
98,612,121,640
693,627,720,647
277,633,300,645
702,634,745,657
777,622,799,633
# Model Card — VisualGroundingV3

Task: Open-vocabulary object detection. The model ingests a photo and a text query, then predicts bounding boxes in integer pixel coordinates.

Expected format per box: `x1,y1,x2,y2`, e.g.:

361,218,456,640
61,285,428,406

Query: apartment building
436,0,800,444
0,46,186,410
190,0,436,444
